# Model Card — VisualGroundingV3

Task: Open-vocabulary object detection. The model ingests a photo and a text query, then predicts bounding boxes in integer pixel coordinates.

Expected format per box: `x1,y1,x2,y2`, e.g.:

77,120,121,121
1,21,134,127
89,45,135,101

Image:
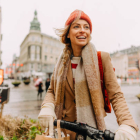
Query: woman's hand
115,124,136,140
38,103,56,137
39,116,54,136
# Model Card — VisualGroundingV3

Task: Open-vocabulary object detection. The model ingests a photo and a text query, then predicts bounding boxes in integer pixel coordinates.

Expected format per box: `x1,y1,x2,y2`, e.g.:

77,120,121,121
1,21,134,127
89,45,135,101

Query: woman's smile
76,35,86,40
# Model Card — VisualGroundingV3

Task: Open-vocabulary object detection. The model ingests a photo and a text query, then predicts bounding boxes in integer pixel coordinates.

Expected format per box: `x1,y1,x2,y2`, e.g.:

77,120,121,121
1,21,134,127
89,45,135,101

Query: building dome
30,10,41,31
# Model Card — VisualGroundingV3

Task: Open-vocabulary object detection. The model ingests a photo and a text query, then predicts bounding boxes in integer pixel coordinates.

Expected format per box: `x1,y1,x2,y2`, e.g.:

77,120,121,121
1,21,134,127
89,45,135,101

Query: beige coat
42,51,139,138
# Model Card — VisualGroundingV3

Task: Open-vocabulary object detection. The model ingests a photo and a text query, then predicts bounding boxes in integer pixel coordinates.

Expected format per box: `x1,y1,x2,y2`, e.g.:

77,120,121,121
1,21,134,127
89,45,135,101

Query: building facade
5,54,20,79
110,46,140,78
11,54,20,79
110,52,128,78
19,11,64,79
0,7,2,67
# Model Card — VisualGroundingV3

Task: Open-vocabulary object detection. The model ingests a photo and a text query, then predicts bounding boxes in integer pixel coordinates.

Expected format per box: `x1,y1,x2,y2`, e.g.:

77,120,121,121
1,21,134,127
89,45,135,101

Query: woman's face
67,19,91,49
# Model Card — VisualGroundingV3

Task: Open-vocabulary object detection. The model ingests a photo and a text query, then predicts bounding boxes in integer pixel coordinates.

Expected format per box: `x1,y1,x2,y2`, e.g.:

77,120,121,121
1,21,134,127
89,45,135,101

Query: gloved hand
115,124,136,140
38,103,56,137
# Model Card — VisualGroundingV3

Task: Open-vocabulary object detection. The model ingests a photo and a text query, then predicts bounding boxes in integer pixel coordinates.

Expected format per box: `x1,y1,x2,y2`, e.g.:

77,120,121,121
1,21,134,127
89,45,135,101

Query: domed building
18,11,64,79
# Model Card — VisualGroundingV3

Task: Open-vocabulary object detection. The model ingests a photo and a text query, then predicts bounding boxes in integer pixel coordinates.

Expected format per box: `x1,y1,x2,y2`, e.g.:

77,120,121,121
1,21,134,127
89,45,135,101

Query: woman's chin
76,42,88,47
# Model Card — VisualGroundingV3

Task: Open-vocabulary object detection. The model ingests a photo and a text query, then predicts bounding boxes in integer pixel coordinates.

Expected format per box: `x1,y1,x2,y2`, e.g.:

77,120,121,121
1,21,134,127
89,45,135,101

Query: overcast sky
1,0,140,68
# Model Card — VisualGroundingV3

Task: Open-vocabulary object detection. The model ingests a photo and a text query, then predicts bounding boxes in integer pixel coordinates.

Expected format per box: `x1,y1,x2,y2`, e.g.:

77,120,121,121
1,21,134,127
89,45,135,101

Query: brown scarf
54,43,106,130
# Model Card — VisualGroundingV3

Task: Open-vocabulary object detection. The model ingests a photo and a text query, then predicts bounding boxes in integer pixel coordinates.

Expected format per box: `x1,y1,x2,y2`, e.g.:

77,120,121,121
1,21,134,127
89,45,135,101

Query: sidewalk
3,100,42,119
2,79,46,119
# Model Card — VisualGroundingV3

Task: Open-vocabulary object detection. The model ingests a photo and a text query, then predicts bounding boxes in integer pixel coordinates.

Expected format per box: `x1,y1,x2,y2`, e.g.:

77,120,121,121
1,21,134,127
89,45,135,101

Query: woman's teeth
77,36,86,39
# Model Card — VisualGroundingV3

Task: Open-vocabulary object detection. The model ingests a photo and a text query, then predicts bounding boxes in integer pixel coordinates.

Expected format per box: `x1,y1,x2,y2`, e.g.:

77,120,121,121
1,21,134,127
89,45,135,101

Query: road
2,80,140,139
104,85,140,139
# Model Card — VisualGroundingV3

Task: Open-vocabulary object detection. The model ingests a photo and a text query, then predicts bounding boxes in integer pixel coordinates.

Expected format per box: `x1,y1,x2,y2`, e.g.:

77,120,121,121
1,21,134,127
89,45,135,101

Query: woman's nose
79,27,85,32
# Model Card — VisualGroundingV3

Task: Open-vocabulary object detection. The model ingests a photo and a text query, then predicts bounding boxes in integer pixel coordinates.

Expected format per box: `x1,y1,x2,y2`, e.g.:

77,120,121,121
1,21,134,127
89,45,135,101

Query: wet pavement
2,79,46,119
104,85,140,139
1,80,140,139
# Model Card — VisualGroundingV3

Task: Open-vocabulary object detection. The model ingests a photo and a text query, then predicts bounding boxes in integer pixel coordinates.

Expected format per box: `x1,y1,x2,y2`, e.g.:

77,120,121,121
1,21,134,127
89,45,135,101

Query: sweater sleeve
101,52,139,132
41,70,55,106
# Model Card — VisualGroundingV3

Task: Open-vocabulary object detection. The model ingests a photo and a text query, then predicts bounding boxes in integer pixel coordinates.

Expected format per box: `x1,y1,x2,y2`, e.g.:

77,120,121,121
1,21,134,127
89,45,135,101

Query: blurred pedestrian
38,9,138,140
34,76,38,83
45,78,50,92
37,78,44,100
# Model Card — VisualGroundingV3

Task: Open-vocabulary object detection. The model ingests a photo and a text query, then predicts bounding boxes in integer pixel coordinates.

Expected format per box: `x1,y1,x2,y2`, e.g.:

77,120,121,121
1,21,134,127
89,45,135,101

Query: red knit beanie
65,9,92,33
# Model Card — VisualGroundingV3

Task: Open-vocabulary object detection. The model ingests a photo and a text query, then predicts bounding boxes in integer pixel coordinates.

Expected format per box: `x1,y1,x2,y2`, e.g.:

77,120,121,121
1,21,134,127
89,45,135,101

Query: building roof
41,33,59,41
110,45,140,57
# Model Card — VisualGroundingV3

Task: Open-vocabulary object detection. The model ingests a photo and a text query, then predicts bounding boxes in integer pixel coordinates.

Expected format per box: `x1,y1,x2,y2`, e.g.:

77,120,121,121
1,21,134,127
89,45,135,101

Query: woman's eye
74,26,79,28
85,26,89,29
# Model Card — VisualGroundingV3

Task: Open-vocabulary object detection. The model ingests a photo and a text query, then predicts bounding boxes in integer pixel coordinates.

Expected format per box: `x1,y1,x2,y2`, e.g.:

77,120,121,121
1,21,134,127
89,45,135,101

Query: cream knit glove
38,103,56,136
115,124,136,140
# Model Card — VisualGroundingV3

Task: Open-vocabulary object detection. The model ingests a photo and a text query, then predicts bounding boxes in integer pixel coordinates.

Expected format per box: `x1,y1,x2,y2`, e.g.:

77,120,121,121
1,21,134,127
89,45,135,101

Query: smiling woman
38,9,138,140
67,20,91,57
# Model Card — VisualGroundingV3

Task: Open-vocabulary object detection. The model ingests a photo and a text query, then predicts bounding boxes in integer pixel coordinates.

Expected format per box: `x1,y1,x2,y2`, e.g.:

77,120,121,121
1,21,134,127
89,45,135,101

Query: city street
2,79,46,119
2,79,140,139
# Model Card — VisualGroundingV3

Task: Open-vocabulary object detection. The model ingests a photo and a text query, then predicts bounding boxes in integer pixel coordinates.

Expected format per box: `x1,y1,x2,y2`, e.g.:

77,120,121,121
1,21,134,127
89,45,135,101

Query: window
31,45,35,52
38,63,41,71
29,45,41,61
31,54,35,61
32,36,34,41
51,48,53,53
38,37,41,42
45,46,47,52
45,55,47,61
37,54,40,61
38,63,40,68
30,63,33,69
37,46,40,53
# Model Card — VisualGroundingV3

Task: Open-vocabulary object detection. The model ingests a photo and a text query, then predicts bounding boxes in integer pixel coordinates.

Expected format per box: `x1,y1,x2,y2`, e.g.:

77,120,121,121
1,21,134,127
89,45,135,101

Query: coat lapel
66,61,74,93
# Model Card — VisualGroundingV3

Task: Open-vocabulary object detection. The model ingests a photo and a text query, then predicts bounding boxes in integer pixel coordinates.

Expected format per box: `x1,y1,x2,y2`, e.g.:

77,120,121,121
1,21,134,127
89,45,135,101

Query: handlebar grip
54,120,79,132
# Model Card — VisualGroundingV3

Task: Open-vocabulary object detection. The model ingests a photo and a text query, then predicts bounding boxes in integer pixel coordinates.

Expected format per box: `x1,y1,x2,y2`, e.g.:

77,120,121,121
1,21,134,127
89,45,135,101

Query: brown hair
55,25,73,65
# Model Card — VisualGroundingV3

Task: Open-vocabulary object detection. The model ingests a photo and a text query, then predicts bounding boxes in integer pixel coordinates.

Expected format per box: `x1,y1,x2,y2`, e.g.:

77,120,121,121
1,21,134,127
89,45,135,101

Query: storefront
128,67,139,79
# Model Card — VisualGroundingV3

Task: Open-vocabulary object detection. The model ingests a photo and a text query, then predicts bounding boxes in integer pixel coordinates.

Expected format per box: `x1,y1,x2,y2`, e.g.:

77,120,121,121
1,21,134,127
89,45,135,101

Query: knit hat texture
65,9,92,33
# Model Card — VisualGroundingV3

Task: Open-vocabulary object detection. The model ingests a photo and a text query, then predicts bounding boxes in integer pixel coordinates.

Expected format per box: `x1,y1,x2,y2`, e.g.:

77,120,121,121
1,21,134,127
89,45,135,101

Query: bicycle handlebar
54,119,115,140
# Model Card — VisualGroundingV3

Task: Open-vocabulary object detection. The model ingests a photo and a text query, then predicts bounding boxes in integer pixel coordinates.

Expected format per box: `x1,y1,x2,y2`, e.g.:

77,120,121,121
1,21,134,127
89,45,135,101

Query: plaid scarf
54,43,106,130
